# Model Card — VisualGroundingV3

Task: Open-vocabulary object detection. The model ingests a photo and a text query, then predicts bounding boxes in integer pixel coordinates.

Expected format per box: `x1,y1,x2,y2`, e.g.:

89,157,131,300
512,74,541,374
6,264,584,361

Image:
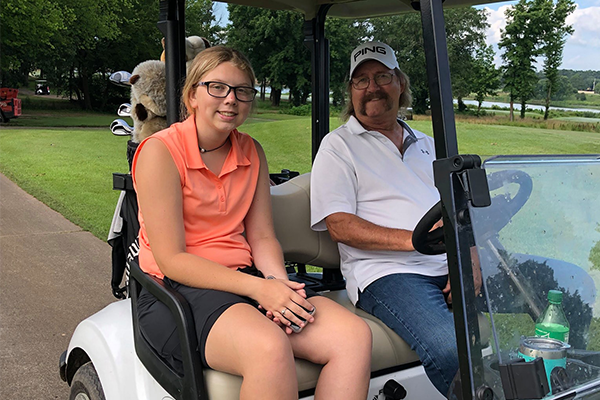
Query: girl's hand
264,310,295,335
254,279,315,331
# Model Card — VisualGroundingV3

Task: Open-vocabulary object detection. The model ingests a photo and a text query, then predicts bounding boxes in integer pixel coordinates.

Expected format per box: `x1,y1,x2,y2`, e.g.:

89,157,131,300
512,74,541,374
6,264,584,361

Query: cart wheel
69,362,106,400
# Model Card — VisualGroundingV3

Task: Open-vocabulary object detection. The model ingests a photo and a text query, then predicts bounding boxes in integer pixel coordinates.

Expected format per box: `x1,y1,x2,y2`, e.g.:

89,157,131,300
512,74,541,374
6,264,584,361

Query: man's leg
357,273,458,396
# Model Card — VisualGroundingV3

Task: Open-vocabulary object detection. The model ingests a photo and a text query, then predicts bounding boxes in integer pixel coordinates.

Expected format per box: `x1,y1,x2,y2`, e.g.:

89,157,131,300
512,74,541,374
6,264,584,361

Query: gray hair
341,68,412,122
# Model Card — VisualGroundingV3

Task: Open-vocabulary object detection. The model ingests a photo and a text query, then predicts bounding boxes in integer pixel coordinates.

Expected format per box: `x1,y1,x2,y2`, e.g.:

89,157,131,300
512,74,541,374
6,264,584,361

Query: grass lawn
0,128,130,239
7,110,119,127
557,116,600,123
3,110,600,351
2,115,599,240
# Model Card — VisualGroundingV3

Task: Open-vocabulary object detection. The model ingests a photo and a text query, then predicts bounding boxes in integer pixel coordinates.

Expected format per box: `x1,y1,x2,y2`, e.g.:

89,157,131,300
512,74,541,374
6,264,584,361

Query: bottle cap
548,290,563,304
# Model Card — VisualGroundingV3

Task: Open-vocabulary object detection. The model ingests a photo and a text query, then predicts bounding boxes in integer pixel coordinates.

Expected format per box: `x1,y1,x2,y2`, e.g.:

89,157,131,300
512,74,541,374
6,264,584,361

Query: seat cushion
203,289,491,400
203,289,419,399
324,290,420,370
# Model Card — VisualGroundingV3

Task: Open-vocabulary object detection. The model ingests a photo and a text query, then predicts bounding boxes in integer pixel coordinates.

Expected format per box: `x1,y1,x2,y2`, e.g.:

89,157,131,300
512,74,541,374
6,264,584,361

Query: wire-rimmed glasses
351,72,395,90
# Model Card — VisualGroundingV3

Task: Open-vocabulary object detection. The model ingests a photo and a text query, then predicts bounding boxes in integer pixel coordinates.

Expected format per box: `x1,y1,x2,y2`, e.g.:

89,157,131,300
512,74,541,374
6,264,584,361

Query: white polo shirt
311,115,448,305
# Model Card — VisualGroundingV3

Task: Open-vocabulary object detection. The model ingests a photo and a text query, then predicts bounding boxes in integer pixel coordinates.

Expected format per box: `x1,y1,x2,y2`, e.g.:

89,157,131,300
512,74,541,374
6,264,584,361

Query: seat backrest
270,173,340,269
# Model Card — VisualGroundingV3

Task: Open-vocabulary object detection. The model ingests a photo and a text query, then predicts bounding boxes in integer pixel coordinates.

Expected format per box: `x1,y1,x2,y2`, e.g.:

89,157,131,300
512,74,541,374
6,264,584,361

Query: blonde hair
181,46,256,118
341,68,412,122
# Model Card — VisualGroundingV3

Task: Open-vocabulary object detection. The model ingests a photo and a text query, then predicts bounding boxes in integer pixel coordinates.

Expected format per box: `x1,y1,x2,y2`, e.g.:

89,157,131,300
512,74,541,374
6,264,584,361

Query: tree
31,0,147,110
485,251,592,349
471,44,500,115
371,7,489,114
444,7,490,112
186,0,222,46
539,0,576,120
371,13,429,114
535,75,576,100
325,18,368,107
227,6,311,107
0,0,67,87
499,0,543,120
227,5,271,101
590,225,600,272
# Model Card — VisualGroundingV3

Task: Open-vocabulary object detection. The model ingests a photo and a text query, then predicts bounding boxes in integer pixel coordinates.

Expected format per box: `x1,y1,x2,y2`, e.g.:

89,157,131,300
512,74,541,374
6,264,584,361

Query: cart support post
418,0,489,398
158,0,187,126
304,4,332,161
416,0,458,159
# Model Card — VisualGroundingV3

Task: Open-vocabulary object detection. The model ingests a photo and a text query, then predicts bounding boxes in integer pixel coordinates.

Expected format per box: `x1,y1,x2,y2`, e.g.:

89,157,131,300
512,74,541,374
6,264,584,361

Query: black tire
69,362,106,400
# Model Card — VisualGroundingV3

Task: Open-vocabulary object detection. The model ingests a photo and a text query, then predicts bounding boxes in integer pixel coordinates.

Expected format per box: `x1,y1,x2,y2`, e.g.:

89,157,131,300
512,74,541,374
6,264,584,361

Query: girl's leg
204,303,298,400
289,296,372,400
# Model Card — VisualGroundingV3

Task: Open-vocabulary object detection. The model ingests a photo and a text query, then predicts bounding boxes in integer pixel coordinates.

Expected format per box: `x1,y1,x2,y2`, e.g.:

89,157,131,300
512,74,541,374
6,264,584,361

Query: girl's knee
333,315,373,357
250,328,294,367
352,317,373,347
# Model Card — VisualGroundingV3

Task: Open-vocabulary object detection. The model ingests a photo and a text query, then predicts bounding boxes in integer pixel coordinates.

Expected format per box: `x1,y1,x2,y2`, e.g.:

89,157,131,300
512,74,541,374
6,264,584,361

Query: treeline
556,70,599,92
1,0,220,111
532,70,600,103
1,0,596,117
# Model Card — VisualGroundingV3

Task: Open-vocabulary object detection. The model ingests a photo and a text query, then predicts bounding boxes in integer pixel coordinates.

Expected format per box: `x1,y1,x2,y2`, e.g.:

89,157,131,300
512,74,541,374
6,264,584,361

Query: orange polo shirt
132,116,260,279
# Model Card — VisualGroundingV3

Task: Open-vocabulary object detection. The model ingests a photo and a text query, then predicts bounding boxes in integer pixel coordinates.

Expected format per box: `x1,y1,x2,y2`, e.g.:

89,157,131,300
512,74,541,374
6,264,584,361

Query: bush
282,104,311,116
583,111,600,118
20,95,80,111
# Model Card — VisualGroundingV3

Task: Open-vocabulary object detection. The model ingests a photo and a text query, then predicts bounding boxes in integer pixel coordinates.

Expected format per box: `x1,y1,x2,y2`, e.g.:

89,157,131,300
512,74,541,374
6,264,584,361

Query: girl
133,46,371,400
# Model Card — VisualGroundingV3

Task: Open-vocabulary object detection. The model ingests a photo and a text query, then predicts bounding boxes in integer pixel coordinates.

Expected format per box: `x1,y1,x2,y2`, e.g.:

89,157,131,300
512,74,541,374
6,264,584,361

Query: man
310,41,460,397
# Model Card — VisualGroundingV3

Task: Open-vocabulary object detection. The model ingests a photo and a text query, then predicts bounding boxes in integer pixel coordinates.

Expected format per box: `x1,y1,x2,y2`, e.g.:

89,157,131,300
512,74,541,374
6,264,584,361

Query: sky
481,0,600,71
214,0,600,72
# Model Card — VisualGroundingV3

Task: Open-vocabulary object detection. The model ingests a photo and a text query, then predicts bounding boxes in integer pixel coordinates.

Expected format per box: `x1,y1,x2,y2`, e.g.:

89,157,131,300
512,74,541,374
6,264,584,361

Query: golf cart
59,0,600,399
35,79,50,95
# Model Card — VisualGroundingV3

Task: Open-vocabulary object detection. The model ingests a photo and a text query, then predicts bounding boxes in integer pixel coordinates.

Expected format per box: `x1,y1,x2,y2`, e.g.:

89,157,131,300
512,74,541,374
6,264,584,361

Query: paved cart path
0,174,115,399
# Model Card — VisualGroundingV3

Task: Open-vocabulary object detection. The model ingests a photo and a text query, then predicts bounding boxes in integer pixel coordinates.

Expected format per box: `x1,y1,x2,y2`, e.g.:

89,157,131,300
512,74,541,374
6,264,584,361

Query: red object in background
0,88,22,122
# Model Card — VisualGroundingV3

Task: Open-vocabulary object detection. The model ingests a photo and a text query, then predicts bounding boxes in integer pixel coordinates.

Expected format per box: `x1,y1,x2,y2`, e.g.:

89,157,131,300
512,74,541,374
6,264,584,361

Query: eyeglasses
351,72,395,90
196,81,258,102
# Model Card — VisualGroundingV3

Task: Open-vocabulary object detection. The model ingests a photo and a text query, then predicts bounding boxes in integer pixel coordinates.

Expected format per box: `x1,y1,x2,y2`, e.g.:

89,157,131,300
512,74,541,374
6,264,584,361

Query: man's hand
444,246,482,305
430,219,443,231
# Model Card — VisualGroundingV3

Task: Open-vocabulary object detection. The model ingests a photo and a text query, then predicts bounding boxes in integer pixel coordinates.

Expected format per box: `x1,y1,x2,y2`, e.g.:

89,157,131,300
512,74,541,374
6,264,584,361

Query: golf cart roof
217,0,507,19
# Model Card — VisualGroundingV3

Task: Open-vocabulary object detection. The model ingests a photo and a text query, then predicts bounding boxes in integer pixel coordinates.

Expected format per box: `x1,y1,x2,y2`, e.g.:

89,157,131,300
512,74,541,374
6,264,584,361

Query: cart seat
131,173,489,400
201,173,419,398
272,172,421,365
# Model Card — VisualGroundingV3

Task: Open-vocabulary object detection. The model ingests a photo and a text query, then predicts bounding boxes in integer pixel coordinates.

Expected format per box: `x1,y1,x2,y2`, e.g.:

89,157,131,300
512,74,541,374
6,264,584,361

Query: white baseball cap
349,41,399,79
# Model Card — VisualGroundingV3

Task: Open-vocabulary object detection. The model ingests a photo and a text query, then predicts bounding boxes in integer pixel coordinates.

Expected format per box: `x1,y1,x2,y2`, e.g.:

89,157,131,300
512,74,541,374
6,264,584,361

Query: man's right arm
325,212,415,252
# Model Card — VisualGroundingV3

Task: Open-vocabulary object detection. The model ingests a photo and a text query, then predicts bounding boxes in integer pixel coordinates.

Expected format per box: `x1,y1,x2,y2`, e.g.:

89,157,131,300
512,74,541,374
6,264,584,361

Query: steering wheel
412,169,533,255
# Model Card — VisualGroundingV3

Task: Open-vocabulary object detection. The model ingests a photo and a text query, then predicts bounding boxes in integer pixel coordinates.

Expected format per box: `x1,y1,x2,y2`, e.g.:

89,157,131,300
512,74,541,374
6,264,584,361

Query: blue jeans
357,273,458,397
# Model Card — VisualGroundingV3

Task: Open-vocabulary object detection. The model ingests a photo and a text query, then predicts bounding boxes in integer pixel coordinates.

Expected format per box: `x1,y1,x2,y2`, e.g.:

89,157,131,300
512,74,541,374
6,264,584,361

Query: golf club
110,119,133,136
117,103,132,117
109,71,132,87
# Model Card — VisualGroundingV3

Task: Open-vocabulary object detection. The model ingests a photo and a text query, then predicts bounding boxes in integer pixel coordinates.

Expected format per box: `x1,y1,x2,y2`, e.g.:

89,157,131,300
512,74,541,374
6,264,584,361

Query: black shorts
137,265,318,373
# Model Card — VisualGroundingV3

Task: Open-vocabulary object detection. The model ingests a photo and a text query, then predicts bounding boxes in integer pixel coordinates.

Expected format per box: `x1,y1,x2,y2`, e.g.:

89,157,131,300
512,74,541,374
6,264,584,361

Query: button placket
215,178,226,212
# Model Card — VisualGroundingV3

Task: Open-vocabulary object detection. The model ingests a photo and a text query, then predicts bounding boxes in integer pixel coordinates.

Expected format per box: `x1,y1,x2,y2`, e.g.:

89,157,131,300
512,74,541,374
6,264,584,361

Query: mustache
358,90,393,116
363,90,389,103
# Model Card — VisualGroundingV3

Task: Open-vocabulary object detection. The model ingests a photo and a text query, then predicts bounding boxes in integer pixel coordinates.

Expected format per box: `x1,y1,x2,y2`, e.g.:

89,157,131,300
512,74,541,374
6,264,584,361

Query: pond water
460,99,600,114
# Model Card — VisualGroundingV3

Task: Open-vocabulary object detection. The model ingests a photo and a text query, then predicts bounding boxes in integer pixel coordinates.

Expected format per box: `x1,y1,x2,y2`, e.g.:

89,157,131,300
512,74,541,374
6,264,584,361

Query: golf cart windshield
469,155,600,399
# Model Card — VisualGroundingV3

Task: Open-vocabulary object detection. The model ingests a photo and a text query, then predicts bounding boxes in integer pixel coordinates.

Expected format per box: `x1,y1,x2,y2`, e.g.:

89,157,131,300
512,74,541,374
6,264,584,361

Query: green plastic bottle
535,290,570,343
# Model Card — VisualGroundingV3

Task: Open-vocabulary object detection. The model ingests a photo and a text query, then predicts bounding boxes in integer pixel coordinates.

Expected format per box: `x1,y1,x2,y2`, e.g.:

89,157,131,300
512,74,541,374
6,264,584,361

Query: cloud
484,5,511,46
566,6,600,48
